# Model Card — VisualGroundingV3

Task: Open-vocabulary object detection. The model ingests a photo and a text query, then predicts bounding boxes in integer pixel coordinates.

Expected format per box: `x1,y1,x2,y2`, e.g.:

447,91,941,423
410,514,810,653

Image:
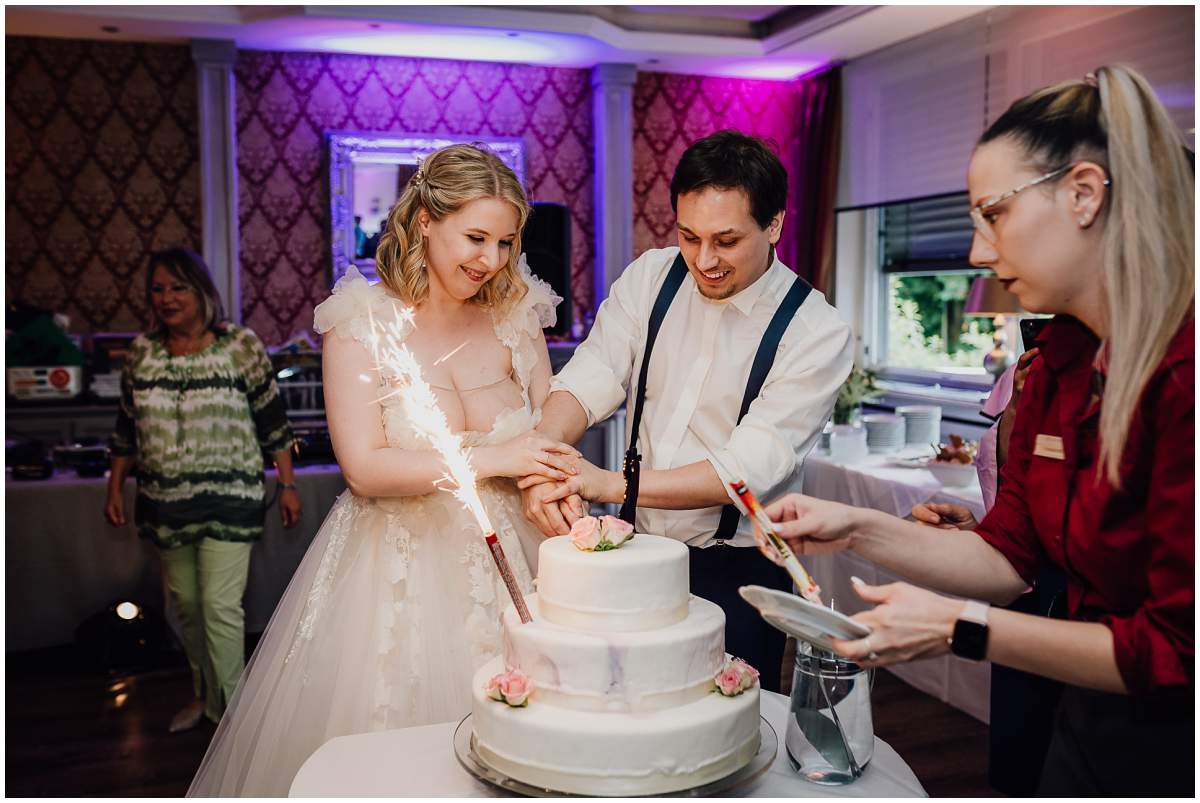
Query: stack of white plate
862,414,906,453
896,405,942,447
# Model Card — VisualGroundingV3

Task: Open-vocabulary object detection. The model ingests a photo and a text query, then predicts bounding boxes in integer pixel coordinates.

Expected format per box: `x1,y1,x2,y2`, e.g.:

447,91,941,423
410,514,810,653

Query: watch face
952,619,989,661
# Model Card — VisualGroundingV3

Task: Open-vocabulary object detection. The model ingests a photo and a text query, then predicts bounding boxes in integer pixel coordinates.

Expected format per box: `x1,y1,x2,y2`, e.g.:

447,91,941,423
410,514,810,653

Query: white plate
884,455,930,468
739,585,871,653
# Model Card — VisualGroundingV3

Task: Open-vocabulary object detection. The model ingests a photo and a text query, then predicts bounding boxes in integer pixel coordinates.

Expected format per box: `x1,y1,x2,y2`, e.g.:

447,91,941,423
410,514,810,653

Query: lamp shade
964,275,1023,316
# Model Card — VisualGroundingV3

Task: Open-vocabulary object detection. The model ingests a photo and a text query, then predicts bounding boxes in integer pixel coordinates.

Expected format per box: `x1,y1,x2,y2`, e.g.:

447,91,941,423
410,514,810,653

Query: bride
188,144,581,796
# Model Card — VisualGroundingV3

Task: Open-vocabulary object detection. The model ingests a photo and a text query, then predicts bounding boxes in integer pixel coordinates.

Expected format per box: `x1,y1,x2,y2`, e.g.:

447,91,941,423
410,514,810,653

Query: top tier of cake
535,534,689,632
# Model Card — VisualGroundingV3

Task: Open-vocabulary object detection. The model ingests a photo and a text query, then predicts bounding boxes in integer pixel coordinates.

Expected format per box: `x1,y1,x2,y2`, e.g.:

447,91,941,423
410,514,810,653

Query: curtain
789,66,842,292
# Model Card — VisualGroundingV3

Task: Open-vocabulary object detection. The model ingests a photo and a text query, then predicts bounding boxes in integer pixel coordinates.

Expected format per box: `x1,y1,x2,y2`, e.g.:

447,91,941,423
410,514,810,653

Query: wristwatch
949,600,990,661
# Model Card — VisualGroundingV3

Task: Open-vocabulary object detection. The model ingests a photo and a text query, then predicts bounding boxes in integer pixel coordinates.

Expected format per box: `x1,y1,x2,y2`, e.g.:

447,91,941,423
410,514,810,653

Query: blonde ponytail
1094,65,1194,486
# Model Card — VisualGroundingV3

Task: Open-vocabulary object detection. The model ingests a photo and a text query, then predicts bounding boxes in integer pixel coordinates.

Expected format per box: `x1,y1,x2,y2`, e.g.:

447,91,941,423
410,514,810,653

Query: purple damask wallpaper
235,51,594,345
5,37,201,334
632,71,802,273
6,38,807,344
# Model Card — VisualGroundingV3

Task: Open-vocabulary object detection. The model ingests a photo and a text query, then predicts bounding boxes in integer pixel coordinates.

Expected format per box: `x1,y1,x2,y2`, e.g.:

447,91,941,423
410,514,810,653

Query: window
885,271,995,373
879,191,995,382
834,193,996,393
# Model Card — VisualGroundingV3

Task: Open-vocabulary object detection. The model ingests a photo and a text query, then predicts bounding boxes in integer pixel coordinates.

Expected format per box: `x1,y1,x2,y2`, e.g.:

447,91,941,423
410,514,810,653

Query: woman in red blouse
762,64,1193,795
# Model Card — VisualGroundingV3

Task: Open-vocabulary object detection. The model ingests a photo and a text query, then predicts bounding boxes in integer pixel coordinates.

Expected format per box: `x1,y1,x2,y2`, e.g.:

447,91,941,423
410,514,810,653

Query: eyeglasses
969,164,1078,244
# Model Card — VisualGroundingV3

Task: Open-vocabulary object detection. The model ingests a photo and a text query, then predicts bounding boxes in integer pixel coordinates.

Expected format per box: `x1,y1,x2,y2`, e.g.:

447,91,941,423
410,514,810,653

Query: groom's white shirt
552,246,853,548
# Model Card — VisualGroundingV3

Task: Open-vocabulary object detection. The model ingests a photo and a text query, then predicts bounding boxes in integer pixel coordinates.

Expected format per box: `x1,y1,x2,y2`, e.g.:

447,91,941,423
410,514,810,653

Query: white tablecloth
801,449,991,723
5,464,346,651
290,690,926,797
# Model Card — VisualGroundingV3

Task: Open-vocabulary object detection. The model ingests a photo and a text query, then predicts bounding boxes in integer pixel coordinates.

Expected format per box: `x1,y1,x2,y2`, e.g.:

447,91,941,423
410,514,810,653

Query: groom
520,130,852,691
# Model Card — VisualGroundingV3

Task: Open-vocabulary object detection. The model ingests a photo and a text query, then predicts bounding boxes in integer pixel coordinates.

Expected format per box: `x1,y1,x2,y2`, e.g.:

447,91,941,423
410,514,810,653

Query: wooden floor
6,641,996,797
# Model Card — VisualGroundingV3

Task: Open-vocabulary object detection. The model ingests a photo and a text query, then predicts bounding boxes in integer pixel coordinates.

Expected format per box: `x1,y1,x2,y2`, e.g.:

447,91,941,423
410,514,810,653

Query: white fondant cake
534,532,690,631
471,533,761,795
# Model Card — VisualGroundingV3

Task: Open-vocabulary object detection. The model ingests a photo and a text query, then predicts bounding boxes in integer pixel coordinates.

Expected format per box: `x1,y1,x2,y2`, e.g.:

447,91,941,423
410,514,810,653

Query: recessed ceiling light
101,25,120,34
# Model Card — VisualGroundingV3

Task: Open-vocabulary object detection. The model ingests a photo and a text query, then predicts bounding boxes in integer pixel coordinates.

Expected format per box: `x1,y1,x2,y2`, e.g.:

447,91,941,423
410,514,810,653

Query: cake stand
452,713,778,797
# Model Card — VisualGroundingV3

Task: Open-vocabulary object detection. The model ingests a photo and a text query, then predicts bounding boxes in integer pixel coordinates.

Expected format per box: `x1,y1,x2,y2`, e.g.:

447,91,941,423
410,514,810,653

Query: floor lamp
964,276,1024,383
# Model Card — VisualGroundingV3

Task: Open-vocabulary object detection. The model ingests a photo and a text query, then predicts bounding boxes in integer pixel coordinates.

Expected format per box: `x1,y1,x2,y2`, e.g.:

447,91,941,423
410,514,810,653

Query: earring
1078,217,1089,227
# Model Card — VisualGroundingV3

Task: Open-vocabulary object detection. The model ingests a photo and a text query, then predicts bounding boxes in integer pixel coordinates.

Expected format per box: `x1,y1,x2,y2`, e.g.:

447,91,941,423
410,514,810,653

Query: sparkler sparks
364,302,533,623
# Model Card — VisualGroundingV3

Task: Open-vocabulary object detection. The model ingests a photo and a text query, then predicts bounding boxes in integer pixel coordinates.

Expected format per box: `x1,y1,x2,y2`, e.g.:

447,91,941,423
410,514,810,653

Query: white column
590,63,637,305
190,39,241,323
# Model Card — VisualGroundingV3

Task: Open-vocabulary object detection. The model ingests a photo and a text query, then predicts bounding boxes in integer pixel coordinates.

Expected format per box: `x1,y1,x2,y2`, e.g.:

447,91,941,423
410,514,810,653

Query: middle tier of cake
503,594,726,713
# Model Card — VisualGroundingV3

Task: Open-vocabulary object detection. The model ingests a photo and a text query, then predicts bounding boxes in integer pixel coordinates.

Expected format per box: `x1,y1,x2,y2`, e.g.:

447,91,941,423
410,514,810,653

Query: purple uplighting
243,22,598,66
712,60,829,81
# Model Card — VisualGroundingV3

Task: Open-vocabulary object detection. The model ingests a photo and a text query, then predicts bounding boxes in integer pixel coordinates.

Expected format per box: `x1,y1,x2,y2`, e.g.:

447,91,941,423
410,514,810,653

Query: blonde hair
374,144,531,318
980,64,1194,486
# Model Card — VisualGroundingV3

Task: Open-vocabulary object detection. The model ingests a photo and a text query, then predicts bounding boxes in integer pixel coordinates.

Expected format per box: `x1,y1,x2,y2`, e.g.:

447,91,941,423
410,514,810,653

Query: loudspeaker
522,202,572,338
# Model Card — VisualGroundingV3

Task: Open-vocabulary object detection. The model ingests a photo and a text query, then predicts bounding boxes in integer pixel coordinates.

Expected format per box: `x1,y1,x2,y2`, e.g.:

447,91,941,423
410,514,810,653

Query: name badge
1034,434,1065,460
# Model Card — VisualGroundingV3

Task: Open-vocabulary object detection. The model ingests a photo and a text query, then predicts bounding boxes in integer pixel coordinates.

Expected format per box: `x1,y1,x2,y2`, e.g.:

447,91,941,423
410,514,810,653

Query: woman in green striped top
104,248,302,732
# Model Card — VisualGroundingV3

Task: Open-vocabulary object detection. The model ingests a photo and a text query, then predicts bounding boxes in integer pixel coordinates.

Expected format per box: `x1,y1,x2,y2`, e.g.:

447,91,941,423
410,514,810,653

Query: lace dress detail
188,260,557,797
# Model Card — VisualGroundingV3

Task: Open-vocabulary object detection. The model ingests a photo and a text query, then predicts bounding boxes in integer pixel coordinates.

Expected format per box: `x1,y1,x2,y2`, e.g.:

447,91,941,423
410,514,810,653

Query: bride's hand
473,432,581,482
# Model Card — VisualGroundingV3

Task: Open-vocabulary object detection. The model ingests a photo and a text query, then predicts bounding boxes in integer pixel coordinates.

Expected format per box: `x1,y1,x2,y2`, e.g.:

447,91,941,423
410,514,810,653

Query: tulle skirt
187,479,541,797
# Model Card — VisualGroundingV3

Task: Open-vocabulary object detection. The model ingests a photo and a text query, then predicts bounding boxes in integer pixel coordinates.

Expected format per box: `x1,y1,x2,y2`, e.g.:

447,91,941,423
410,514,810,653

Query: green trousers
159,538,253,723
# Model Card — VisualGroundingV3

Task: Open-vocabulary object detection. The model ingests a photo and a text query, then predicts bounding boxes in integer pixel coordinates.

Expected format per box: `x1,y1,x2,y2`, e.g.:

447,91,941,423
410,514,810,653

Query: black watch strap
950,600,990,661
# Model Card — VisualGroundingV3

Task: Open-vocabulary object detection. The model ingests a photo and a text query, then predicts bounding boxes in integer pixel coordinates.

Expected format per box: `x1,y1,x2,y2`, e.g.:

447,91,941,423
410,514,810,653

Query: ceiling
5,4,992,80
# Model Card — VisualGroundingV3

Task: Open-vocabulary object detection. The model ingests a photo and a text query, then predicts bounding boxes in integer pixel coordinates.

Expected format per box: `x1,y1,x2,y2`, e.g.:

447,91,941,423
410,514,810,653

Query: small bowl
925,459,977,487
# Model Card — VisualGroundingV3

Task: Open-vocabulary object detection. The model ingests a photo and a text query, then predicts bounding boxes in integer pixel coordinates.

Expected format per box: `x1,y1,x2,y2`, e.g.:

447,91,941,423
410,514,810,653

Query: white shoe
169,700,205,733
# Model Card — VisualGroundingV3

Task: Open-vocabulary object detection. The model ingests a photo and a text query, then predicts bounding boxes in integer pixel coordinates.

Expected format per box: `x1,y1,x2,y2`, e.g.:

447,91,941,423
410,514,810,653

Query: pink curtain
788,66,842,292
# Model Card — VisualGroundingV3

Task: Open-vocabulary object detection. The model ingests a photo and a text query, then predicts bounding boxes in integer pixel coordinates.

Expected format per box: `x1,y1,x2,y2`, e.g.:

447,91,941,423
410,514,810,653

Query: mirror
327,131,527,285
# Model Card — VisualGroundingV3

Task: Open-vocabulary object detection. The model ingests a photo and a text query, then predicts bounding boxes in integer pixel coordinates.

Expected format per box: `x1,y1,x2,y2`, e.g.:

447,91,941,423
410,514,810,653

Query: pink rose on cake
714,658,759,696
569,516,602,551
570,515,636,552
598,516,634,549
485,668,534,707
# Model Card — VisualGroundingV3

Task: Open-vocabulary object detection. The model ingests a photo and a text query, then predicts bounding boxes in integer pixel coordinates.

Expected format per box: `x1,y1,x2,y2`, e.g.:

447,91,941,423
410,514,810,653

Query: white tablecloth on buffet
289,690,926,797
801,449,991,723
5,464,345,651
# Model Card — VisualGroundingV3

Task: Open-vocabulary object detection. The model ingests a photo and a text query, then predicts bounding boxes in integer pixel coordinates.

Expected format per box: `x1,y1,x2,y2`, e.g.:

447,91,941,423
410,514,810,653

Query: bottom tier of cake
470,655,761,796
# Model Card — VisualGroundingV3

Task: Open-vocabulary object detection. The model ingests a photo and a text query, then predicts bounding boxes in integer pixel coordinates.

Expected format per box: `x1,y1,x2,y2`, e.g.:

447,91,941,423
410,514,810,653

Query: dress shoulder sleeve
312,265,412,347
495,253,562,347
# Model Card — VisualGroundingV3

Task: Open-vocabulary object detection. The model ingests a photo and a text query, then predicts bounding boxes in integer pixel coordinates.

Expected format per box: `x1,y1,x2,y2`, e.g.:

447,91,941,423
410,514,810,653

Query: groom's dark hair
669,130,787,230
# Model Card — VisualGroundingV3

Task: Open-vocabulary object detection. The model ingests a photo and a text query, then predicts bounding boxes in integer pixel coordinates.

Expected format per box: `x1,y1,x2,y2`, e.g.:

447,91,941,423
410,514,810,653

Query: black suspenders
618,253,689,524
618,252,813,538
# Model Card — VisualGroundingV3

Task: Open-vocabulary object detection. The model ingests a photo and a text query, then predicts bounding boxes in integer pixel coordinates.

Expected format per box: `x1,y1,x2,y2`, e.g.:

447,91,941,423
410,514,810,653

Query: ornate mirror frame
327,131,527,285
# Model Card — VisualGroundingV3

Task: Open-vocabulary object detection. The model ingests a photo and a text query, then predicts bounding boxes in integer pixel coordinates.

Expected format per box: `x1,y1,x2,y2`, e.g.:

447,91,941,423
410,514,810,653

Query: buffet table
4,464,346,651
801,449,991,723
289,690,926,797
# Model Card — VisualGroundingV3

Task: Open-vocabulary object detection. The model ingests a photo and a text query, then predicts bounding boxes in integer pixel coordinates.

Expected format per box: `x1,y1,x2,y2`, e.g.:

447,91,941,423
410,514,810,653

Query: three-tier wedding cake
470,527,761,795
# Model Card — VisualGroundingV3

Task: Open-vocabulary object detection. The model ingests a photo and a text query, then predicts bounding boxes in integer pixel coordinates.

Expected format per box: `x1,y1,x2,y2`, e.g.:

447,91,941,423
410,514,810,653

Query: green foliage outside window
886,273,994,371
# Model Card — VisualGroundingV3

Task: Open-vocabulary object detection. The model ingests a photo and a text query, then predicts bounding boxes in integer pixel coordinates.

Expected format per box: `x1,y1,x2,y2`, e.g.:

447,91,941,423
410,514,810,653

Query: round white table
289,690,926,797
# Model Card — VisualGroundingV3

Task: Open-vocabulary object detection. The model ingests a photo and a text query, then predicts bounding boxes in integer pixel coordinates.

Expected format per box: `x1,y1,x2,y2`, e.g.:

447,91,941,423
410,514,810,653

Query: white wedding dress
188,263,559,796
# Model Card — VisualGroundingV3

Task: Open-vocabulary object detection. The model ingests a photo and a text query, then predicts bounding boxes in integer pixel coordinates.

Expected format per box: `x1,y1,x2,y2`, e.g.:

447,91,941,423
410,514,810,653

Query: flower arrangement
569,515,635,552
714,658,759,697
833,365,882,425
485,668,534,707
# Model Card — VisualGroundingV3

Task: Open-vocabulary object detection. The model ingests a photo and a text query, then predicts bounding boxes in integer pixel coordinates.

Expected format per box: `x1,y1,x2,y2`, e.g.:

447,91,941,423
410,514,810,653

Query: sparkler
365,303,532,624
695,434,823,605
727,478,823,605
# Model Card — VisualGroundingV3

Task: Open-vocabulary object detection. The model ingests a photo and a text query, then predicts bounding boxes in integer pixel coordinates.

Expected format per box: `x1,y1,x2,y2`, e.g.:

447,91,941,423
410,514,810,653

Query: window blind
879,192,973,273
